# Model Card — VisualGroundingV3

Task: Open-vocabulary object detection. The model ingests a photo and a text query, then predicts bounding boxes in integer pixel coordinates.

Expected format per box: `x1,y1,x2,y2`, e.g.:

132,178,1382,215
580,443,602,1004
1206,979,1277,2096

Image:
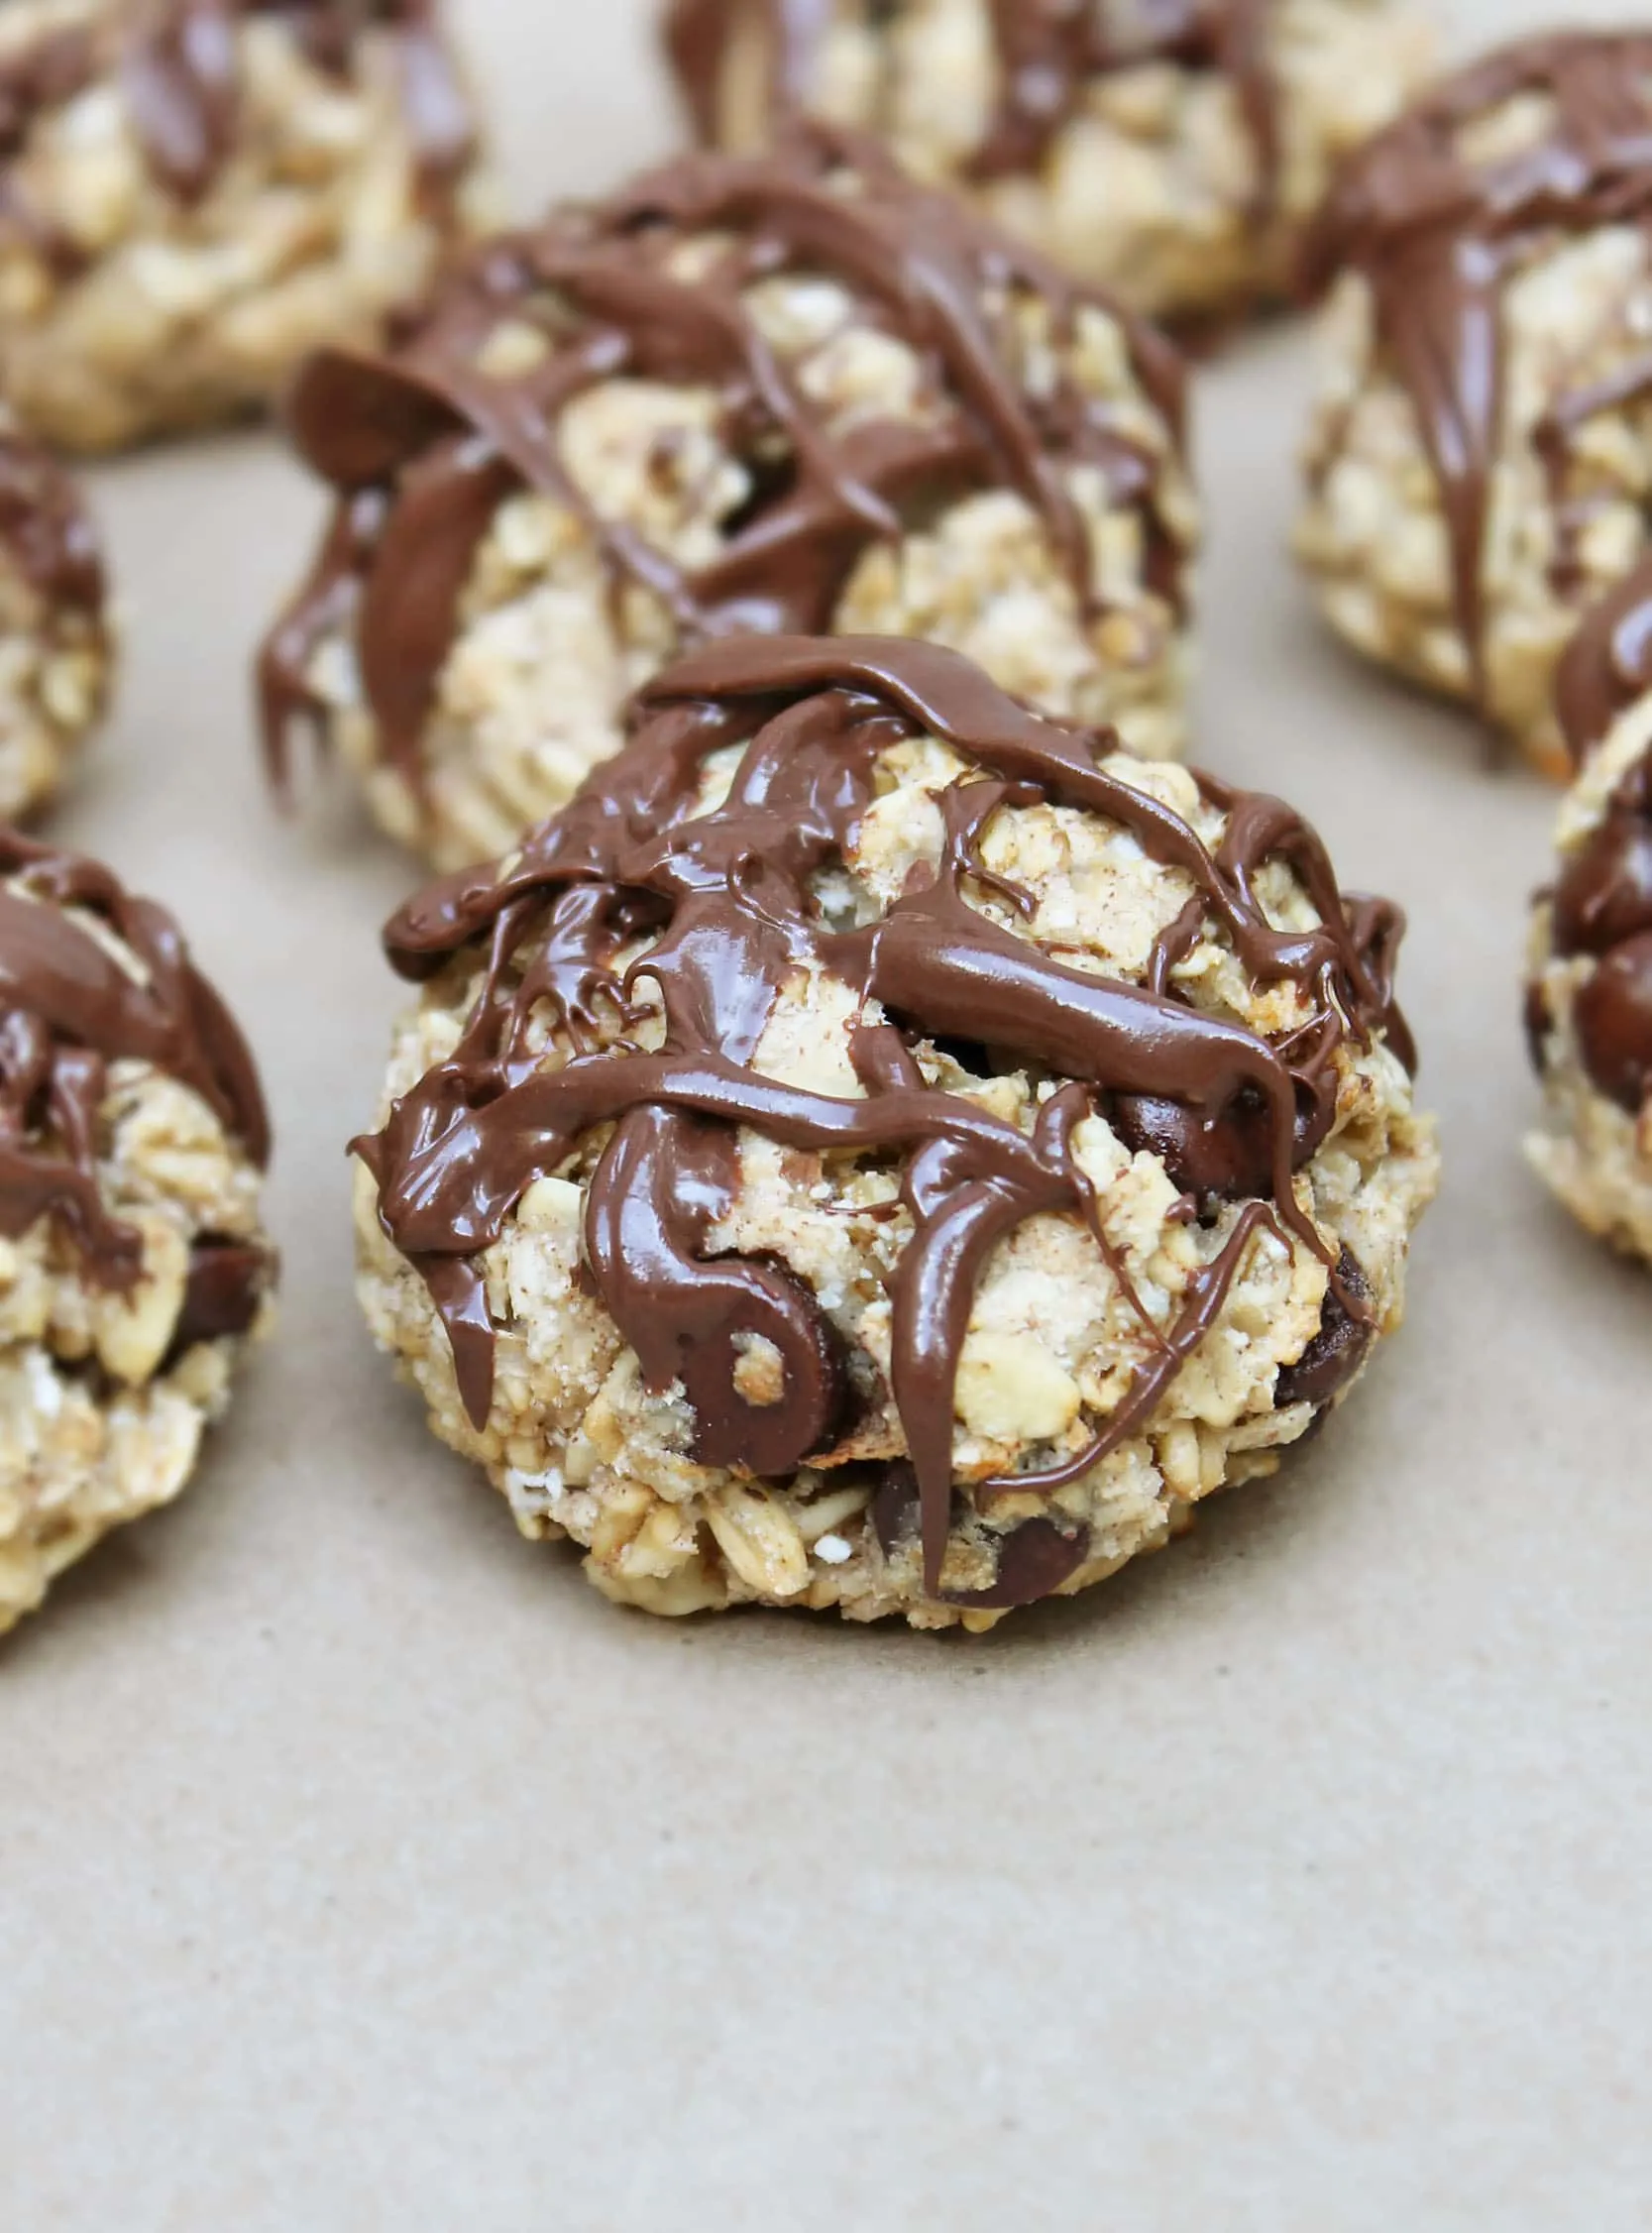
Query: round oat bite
1527,558,1652,1265
352,635,1439,1631
663,0,1437,328
0,407,111,820
1297,32,1652,775
0,830,275,1636
259,130,1199,874
0,0,492,453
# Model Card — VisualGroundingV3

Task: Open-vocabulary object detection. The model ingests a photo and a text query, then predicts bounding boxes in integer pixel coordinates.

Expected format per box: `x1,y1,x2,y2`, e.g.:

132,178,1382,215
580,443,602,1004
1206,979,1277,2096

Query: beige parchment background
3,2,1650,2225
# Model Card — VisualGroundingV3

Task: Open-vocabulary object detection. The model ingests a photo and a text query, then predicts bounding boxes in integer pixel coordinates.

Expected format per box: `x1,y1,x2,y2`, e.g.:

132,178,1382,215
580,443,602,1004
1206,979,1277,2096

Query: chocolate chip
1551,811,1652,958
942,1518,1091,1611
871,1462,922,1556
1275,1245,1373,1412
163,1236,273,1366
1576,933,1652,1113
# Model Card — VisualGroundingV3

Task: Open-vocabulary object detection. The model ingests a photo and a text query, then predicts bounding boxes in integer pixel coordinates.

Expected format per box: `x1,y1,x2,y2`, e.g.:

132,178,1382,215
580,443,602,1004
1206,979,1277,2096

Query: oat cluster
0,843,275,1635
266,135,1199,873
355,657,1438,1629
1297,39,1652,770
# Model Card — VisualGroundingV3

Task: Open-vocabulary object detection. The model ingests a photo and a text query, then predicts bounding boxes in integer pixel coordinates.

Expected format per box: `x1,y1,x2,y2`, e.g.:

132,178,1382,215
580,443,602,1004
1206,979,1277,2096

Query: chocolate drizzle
1303,33,1652,714
0,830,271,1299
0,0,475,270
355,634,1411,1602
0,422,106,617
1545,701,1652,1113
664,0,1280,204
259,128,1189,806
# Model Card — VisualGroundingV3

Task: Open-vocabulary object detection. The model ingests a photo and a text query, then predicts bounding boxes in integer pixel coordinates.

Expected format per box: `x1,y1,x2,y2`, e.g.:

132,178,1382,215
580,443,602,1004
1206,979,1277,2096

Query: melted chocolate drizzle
0,422,106,616
355,634,1412,1602
664,0,1279,204
0,830,271,1302
1304,32,1652,716
1544,647,1652,1112
258,127,1189,810
0,0,475,274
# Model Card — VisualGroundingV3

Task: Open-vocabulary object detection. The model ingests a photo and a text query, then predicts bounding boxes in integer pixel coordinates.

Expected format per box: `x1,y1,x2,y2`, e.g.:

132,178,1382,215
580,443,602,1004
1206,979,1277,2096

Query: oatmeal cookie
1297,33,1652,774
0,0,492,452
261,129,1198,874
352,634,1438,1630
0,407,111,820
0,831,275,1636
1527,559,1652,1263
664,0,1436,328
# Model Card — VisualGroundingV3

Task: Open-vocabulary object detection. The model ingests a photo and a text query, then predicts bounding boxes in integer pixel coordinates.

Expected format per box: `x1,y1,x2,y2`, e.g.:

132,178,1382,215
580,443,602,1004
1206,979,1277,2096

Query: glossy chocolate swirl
0,0,474,268
664,0,1278,199
258,127,1189,804
0,422,106,617
1303,32,1652,710
355,634,1412,1602
0,830,271,1303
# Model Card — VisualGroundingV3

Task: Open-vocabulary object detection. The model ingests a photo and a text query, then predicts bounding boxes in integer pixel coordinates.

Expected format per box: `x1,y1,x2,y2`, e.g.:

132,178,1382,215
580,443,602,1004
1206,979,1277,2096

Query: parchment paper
3,2,1650,2225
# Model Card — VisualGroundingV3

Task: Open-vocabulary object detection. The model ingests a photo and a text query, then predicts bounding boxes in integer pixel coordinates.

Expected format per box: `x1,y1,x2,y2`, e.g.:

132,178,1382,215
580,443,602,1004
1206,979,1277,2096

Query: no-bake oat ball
0,407,111,821
1297,33,1652,774
664,0,1436,328
260,130,1199,873
352,635,1439,1630
0,0,491,452
1,831,275,1635
1527,560,1652,1265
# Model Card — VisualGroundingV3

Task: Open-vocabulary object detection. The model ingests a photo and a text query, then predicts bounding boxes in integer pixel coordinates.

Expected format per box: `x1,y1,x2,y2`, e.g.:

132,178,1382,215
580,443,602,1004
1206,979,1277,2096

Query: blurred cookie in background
0,406,110,821
0,0,495,452
261,129,1199,871
664,0,1436,329
1298,33,1652,774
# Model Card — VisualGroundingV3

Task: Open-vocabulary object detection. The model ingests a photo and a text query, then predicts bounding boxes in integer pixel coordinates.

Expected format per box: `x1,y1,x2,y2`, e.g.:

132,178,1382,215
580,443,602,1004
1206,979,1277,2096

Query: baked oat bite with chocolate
0,832,275,1636
259,131,1198,874
0,0,490,453
1527,560,1652,1265
1297,33,1652,775
0,407,110,821
663,0,1436,328
352,636,1438,1631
